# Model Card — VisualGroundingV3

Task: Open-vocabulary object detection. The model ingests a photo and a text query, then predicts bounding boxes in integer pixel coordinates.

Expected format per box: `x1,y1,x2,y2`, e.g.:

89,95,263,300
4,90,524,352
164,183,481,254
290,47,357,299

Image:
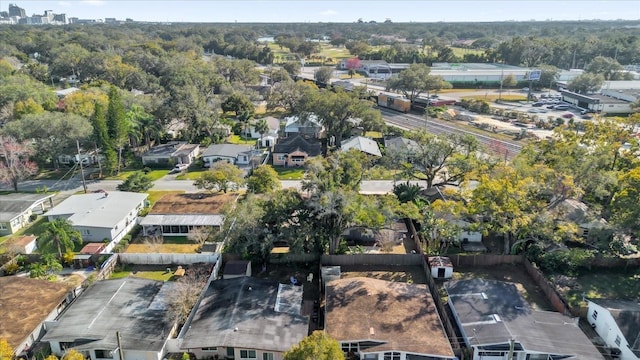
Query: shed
80,242,105,254
223,260,251,279
5,235,38,254
428,256,453,279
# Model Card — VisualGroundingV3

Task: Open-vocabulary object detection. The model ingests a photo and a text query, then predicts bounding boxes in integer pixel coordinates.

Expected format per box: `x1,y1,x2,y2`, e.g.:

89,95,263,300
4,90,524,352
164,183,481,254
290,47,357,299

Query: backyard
340,265,428,284
125,236,200,254
109,264,182,281
551,268,640,309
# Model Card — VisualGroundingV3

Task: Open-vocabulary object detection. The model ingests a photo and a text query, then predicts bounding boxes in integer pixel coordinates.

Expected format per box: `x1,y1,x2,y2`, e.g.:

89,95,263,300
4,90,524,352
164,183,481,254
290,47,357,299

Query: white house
0,193,55,236
200,144,256,167
46,191,148,252
43,278,176,360
283,114,323,138
247,116,280,148
587,299,640,360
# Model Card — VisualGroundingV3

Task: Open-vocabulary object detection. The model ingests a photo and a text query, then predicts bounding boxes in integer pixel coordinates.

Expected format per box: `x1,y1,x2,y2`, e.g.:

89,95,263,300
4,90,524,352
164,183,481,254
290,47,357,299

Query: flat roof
42,278,173,352
139,214,224,227
325,277,454,357
181,277,308,353
46,192,147,229
0,277,70,349
447,279,603,360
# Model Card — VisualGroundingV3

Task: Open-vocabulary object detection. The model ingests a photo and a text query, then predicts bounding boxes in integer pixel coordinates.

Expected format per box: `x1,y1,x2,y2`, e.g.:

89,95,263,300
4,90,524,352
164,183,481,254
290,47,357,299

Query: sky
5,0,640,23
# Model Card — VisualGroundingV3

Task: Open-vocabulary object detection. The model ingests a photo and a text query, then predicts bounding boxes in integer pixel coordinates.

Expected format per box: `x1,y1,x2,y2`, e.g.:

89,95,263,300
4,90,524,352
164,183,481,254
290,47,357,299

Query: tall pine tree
106,86,128,174
91,102,117,176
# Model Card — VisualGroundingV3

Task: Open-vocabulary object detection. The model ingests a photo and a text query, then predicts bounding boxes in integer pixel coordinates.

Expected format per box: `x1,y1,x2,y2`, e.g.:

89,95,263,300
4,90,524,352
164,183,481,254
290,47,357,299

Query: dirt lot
340,265,427,284
453,264,553,311
150,192,237,214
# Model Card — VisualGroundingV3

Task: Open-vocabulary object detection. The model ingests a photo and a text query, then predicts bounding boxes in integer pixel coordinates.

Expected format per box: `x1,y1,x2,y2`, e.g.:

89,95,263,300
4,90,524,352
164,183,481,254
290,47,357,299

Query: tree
116,171,153,192
386,63,451,103
29,253,62,279
282,61,301,76
166,265,210,324
127,104,160,150
611,167,640,230
221,93,255,115
284,331,343,360
345,57,360,78
91,102,117,175
61,349,84,360
567,72,605,94
314,67,333,85
311,90,371,147
247,165,281,194
106,86,129,173
253,118,269,145
586,56,624,80
194,161,245,193
502,74,517,92
187,226,213,247
0,338,13,360
0,135,38,192
38,218,82,257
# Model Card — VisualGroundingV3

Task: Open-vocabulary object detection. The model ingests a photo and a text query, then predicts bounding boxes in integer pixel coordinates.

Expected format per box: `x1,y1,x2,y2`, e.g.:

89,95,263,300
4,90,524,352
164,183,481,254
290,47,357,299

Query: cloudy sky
8,0,640,22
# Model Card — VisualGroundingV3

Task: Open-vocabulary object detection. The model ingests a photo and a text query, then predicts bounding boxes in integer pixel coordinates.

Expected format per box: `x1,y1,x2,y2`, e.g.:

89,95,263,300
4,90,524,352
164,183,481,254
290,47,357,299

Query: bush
538,248,595,276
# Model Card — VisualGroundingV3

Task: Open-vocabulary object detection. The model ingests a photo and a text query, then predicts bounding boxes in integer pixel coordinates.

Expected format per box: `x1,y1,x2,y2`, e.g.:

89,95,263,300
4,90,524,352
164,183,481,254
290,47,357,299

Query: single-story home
46,191,148,252
325,277,456,360
272,134,322,167
340,136,382,157
586,298,640,360
141,142,200,166
43,278,176,360
180,276,308,360
384,136,420,161
447,279,603,360
0,193,55,236
283,114,323,138
0,277,76,358
247,116,280,147
200,144,257,167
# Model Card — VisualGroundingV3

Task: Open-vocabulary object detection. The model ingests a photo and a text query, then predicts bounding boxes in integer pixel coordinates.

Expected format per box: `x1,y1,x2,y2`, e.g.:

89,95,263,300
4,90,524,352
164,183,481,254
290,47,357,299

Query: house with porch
272,134,321,167
43,278,176,360
179,276,308,360
325,277,456,360
200,144,260,167
586,299,640,360
0,193,55,236
447,279,603,360
0,277,76,358
46,191,148,252
141,141,200,167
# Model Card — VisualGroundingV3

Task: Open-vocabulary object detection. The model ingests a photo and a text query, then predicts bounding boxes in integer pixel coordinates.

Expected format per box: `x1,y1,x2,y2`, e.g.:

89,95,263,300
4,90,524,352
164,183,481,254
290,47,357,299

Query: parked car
171,163,189,173
563,113,574,119
546,105,555,109
554,104,569,110
532,102,544,107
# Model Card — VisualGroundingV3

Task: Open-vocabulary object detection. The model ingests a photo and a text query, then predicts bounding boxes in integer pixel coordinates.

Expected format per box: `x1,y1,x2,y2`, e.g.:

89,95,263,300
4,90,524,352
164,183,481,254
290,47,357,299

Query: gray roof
46,192,147,229
201,144,252,158
590,299,640,355
42,278,174,352
142,142,199,158
284,114,321,128
139,214,225,227
0,193,55,221
341,136,382,157
447,279,603,360
384,136,420,154
180,277,308,352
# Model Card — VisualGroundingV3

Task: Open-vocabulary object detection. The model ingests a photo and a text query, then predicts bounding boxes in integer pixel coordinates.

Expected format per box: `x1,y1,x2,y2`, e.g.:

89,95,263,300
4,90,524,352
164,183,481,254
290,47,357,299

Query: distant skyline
3,0,640,23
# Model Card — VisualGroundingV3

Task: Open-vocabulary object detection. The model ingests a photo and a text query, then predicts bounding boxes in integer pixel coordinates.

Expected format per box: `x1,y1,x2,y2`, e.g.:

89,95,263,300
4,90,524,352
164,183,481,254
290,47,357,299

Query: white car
171,163,189,173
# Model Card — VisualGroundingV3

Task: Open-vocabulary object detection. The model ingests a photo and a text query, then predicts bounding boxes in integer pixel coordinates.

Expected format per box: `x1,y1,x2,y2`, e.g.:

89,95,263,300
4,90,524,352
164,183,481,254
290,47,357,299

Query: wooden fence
523,258,573,315
320,254,423,266
449,254,522,266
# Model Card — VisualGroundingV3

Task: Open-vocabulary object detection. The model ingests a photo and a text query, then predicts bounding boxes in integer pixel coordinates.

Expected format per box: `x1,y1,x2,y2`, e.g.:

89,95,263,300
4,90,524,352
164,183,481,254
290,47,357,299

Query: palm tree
127,104,162,151
253,118,269,148
38,218,82,257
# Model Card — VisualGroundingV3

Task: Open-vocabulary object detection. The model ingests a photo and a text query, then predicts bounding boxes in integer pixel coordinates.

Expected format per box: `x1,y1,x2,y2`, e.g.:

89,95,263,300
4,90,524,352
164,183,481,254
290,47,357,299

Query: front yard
274,167,305,180
106,169,169,181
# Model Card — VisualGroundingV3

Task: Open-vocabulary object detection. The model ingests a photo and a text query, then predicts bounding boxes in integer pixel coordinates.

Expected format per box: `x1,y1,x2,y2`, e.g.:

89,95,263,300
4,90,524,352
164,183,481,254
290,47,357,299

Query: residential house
247,116,280,148
447,279,603,360
325,277,455,360
384,136,420,161
140,193,235,237
272,134,321,167
0,277,76,357
46,192,148,251
586,299,640,360
200,144,260,167
0,193,55,236
180,276,308,360
141,142,200,166
43,278,176,360
283,114,323,138
340,136,382,157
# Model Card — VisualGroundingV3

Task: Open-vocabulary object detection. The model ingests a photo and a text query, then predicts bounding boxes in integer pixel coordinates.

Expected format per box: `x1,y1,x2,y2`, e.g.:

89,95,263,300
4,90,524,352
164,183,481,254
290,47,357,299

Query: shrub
538,248,595,276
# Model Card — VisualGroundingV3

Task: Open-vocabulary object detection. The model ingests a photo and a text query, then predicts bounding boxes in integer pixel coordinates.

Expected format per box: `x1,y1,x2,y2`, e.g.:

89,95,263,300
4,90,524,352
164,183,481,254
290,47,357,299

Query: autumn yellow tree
0,339,14,360
61,349,84,360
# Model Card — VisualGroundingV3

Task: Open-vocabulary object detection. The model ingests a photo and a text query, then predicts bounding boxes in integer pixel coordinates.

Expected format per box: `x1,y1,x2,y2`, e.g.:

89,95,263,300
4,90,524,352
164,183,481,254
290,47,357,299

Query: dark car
563,113,574,119
532,102,544,107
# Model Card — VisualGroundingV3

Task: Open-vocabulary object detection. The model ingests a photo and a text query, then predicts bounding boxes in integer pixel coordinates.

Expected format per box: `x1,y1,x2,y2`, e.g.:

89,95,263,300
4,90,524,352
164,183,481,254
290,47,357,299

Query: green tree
222,93,255,115
106,86,129,173
585,56,624,80
127,104,160,150
283,61,301,76
311,90,371,147
314,66,333,85
284,331,343,360
117,171,153,192
611,167,640,230
194,161,245,193
38,218,82,257
61,349,84,360
502,73,517,92
253,118,269,145
91,102,117,175
29,253,62,279
247,165,281,194
386,63,450,103
567,72,605,94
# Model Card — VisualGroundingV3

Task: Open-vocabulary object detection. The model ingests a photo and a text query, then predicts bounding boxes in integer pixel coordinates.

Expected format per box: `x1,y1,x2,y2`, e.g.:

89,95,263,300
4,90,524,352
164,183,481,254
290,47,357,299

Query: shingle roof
180,277,308,352
590,299,640,355
0,193,55,222
42,278,174,352
46,192,147,229
341,136,382,157
384,136,420,154
201,144,252,158
325,277,454,357
447,279,603,360
273,134,321,156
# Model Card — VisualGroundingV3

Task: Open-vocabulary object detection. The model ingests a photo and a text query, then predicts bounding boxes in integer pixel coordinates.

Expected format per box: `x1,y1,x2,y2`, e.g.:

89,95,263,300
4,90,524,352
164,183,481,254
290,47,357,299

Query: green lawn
175,168,207,180
554,269,640,309
106,169,169,181
110,266,176,281
274,167,305,180
364,166,404,180
227,135,257,145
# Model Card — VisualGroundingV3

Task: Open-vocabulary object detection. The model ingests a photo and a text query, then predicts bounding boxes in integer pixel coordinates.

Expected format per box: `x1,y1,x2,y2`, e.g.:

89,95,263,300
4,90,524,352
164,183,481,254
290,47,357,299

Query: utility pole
498,61,504,103
116,331,125,360
76,140,87,193
507,338,515,360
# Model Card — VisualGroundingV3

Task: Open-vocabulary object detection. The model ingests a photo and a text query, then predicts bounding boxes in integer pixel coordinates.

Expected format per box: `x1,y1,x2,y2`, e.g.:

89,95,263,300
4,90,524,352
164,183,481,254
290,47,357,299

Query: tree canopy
284,331,343,360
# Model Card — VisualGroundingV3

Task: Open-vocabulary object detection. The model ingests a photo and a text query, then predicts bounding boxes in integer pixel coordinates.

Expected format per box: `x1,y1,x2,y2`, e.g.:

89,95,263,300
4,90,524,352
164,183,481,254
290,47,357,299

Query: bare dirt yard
150,192,237,214
340,265,428,284
453,264,553,311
